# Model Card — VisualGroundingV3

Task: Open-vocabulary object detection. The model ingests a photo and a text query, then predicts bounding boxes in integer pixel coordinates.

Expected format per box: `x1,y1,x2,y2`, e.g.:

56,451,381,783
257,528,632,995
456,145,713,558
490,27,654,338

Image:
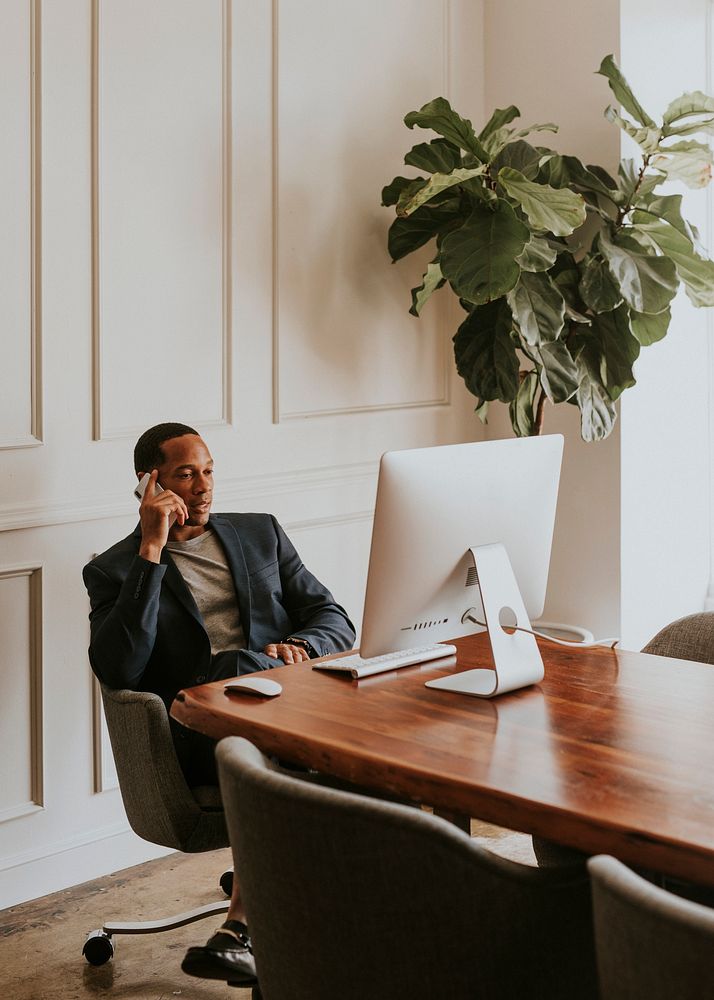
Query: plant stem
534,387,547,436
615,154,652,228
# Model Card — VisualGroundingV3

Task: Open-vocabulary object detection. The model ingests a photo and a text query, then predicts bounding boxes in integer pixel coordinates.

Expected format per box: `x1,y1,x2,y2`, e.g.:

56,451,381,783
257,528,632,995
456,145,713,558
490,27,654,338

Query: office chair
215,736,598,1000
533,612,714,869
589,855,714,1000
82,685,232,966
641,611,714,663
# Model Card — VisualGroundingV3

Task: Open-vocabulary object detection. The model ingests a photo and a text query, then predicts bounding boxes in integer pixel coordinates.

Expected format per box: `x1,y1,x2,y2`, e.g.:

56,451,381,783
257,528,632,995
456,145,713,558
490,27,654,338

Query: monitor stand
425,543,544,698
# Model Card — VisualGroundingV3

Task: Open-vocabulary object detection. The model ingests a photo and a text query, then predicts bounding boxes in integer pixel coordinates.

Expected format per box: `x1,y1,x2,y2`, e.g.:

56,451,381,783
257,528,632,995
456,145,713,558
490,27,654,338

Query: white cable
466,617,619,649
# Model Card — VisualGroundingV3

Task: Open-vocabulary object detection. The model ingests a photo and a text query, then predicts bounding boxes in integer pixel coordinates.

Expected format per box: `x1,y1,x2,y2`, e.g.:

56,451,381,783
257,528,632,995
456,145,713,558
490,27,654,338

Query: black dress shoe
181,919,258,985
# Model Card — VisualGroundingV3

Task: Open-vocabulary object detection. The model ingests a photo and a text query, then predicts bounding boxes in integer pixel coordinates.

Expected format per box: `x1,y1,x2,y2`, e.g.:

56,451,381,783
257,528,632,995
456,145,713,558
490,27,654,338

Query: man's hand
138,469,189,563
263,642,311,664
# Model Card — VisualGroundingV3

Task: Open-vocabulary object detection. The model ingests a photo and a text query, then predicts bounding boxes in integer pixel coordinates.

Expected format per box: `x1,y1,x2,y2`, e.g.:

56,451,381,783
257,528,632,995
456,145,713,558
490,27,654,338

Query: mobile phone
134,472,164,501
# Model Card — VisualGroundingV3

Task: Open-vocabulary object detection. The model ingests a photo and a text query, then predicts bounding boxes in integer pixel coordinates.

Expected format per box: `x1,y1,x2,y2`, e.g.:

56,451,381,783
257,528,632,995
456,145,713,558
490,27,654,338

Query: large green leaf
630,307,671,345
398,166,487,216
512,123,559,141
485,123,558,158
497,167,587,236
579,254,623,313
598,229,677,314
541,154,622,204
633,191,705,258
664,117,714,138
452,300,520,402
409,261,445,316
516,236,557,272
663,91,714,126
395,178,428,214
404,97,489,161
382,176,422,207
474,398,490,424
571,330,618,442
509,371,539,437
507,271,565,345
652,140,714,188
589,305,640,400
440,200,529,304
633,192,697,241
632,217,714,307
479,105,521,146
526,340,579,403
404,138,462,173
387,196,462,261
597,55,656,128
491,140,542,180
604,107,662,154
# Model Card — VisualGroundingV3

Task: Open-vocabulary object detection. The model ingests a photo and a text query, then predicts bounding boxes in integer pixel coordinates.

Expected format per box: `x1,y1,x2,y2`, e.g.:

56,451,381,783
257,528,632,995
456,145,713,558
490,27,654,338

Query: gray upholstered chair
216,736,598,1000
534,612,714,869
589,855,714,1000
641,611,714,663
82,685,232,966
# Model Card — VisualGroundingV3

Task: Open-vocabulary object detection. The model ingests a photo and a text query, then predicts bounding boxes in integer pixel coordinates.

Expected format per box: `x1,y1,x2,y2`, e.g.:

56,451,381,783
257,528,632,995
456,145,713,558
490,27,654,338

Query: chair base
83,898,230,965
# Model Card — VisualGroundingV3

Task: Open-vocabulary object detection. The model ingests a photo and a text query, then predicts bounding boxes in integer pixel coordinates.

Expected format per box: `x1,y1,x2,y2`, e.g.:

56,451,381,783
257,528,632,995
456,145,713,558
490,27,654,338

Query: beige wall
483,0,623,638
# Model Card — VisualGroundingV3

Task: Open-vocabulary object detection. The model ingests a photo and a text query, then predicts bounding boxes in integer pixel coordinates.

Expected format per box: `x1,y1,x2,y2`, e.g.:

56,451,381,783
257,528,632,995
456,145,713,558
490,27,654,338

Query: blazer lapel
210,516,253,647
129,522,204,625
160,552,205,625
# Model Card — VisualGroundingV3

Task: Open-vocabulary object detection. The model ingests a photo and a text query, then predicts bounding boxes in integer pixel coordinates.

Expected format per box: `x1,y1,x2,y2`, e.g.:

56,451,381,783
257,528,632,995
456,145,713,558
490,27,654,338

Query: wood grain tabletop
172,632,714,886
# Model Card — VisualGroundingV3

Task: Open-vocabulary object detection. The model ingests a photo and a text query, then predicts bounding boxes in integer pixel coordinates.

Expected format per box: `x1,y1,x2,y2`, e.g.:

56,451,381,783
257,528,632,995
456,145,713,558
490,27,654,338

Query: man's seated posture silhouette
83,422,355,985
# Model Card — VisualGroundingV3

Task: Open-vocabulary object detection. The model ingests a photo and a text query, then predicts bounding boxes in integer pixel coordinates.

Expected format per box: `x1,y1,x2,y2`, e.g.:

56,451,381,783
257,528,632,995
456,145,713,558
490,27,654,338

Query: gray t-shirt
166,528,246,655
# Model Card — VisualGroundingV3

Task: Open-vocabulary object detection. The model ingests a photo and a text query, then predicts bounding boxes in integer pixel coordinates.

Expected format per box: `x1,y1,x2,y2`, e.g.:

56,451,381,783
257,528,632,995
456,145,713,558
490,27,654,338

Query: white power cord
463,614,619,649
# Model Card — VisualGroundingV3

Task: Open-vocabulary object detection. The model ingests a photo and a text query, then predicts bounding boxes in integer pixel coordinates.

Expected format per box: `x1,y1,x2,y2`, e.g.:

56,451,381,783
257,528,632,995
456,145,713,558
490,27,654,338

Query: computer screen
359,435,563,659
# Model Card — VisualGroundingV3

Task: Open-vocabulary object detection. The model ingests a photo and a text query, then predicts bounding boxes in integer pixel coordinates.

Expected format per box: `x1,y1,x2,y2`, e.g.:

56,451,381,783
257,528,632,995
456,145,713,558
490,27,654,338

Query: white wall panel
92,0,231,439
619,0,712,649
275,0,451,420
285,515,374,642
0,0,41,448
0,567,42,822
0,0,484,909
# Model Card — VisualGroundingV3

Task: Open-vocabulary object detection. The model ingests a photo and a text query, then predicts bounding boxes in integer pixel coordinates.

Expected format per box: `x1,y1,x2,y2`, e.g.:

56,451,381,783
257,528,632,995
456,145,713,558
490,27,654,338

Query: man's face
155,434,214,527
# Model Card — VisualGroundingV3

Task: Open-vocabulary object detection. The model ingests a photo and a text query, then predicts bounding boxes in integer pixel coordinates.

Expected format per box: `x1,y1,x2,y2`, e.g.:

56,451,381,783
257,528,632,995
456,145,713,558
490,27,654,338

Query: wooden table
171,633,714,887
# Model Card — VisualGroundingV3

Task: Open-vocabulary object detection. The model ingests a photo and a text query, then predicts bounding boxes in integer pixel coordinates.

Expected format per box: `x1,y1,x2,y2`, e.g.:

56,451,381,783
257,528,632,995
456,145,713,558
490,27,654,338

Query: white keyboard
313,643,457,679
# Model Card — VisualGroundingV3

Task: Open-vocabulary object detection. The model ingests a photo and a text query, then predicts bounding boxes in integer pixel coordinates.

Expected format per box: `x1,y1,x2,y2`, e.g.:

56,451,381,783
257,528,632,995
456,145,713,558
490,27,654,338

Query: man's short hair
133,422,199,473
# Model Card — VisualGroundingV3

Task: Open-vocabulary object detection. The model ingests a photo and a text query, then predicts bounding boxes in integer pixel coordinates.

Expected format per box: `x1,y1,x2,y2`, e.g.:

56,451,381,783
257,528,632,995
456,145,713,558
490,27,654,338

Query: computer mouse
224,675,283,698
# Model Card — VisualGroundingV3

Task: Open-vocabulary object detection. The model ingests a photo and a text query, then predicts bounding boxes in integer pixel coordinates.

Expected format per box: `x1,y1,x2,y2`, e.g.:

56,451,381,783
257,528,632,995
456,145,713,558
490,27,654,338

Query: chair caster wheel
220,869,234,897
83,929,114,965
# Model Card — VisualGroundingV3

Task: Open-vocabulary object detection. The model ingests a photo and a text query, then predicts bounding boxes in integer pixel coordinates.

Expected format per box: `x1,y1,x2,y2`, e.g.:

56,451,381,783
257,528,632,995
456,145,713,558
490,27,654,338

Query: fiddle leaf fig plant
382,55,714,441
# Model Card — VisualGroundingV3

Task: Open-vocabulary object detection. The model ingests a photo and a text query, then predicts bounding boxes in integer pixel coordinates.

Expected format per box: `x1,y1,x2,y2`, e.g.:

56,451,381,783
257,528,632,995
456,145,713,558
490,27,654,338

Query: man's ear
136,471,145,481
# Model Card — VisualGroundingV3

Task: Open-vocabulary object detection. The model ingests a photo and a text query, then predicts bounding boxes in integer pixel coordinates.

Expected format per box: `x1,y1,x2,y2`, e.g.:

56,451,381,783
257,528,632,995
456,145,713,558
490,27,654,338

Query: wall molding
1,0,43,450
0,565,43,823
90,0,233,441
284,509,373,534
0,459,379,533
271,0,453,423
0,818,131,874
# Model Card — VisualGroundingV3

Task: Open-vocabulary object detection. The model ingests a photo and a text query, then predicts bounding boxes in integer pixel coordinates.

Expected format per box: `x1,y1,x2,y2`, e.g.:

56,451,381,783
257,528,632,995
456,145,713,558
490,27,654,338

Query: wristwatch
284,636,317,658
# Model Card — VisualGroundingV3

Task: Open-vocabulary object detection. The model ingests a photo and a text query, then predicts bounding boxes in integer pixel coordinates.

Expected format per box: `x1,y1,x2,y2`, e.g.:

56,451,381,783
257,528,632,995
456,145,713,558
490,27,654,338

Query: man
84,421,356,985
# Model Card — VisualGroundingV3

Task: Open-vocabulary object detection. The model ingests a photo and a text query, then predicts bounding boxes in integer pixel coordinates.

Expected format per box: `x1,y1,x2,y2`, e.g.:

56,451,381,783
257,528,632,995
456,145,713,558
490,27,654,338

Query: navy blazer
83,513,356,710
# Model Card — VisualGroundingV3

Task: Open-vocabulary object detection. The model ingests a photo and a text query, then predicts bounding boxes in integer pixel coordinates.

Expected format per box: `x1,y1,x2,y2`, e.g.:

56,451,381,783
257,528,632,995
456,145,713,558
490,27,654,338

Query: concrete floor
0,847,251,1000
0,823,534,1000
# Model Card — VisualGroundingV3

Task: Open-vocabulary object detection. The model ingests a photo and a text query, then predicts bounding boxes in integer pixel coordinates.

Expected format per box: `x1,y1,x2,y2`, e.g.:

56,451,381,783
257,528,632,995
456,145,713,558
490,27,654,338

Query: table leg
433,808,471,834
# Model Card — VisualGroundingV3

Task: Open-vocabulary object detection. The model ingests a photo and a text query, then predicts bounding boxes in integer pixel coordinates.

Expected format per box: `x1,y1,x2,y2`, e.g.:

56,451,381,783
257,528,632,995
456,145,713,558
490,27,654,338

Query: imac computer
316,434,563,697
